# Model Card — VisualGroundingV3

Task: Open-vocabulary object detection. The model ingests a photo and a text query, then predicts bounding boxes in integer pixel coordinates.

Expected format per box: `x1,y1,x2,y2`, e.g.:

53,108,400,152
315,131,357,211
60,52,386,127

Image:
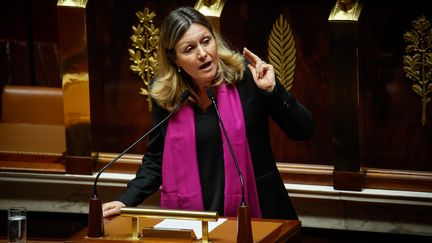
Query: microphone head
181,89,191,101
206,87,216,99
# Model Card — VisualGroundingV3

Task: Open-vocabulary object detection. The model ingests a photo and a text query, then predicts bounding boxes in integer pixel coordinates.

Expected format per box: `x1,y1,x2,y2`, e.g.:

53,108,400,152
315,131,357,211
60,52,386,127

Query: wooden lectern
66,215,301,242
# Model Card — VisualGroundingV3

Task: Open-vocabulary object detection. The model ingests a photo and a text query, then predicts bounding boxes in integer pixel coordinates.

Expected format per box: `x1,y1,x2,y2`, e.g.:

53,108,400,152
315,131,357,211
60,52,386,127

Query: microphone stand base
237,204,253,243
87,196,105,238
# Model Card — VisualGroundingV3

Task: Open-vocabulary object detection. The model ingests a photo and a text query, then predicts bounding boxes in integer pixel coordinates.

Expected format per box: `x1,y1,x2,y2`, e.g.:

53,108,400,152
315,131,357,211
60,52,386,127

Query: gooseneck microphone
206,88,253,243
206,88,246,205
87,89,191,238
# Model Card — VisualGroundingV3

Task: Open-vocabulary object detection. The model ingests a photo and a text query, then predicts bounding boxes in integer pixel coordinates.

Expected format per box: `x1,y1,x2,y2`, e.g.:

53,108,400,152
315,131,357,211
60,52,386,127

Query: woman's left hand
243,47,275,92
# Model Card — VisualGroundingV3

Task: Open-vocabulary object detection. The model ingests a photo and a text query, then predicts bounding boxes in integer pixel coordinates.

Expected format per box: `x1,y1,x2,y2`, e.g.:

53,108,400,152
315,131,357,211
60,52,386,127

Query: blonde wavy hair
151,6,245,111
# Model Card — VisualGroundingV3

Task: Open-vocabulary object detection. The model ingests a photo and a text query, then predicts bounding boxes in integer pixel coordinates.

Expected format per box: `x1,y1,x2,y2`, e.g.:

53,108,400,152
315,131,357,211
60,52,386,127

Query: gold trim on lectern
120,207,218,242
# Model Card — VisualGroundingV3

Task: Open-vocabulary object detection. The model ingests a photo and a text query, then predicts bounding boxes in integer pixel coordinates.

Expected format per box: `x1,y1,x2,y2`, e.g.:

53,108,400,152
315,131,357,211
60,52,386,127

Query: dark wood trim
329,19,361,173
278,163,432,193
1,151,431,193
277,163,333,186
366,168,432,192
0,161,65,173
96,154,432,193
0,151,65,173
95,152,143,174
65,155,95,175
333,169,366,191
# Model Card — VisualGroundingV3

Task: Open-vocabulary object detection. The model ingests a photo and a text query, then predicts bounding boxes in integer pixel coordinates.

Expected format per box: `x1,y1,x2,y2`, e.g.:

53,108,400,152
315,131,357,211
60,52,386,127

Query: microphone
87,89,191,238
206,88,246,205
206,88,253,243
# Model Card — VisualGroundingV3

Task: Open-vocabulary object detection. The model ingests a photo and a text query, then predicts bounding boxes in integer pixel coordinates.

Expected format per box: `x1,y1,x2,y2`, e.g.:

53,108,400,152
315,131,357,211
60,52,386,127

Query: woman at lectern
102,6,313,220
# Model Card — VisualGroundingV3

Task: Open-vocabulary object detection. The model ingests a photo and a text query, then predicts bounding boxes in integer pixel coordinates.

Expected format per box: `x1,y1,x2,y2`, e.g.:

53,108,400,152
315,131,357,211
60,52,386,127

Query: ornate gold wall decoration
57,0,87,7
194,0,226,17
194,0,227,32
129,7,159,111
403,15,432,126
328,0,362,21
268,14,296,91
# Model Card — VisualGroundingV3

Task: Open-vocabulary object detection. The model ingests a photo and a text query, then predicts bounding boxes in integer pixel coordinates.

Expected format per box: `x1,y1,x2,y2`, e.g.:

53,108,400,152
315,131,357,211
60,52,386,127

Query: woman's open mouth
199,61,212,70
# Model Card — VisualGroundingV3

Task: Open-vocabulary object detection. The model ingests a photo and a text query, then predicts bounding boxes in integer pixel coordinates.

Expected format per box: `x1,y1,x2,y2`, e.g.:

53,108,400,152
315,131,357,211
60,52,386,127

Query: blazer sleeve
117,100,166,206
262,78,314,140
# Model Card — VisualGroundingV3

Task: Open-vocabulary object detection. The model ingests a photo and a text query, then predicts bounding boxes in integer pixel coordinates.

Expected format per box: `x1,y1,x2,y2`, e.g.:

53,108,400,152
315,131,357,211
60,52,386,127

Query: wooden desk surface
66,216,300,242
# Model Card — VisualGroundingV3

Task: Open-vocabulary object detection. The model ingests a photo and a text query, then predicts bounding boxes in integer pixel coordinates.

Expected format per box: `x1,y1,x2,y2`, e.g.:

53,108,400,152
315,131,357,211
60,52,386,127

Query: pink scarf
161,83,261,218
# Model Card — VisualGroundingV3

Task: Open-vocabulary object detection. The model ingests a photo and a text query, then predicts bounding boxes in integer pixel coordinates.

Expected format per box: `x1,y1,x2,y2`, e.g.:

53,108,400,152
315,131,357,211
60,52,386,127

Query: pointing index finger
243,47,260,67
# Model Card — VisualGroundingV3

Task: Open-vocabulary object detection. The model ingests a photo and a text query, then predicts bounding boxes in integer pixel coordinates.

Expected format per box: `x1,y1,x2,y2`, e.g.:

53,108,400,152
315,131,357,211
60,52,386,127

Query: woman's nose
197,46,207,60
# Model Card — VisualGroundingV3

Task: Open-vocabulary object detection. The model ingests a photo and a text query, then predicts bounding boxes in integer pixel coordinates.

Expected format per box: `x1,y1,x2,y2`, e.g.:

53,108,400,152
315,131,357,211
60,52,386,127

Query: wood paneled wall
0,0,431,176
85,0,335,164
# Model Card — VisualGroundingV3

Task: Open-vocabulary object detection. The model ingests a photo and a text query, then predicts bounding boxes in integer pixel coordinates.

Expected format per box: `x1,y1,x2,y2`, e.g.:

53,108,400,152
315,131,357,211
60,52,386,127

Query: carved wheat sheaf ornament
129,7,159,111
268,14,296,91
403,15,432,126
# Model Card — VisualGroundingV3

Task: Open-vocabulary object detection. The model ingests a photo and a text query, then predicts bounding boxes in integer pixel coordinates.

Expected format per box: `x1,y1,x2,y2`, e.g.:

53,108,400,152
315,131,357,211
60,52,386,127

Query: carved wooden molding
2,151,431,193
95,154,432,192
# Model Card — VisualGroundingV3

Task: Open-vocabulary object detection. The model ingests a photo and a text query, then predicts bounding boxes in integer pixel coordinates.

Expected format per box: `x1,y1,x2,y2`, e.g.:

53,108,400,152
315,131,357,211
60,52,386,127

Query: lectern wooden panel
66,216,301,242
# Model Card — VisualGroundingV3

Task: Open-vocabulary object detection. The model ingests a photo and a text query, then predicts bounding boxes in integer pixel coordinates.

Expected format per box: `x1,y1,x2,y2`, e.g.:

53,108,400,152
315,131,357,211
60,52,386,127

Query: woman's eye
202,38,210,45
184,46,194,54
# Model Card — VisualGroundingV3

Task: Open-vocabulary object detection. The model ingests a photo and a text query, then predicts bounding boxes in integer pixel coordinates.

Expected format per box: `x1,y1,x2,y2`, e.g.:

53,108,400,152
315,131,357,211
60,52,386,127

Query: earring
177,66,181,73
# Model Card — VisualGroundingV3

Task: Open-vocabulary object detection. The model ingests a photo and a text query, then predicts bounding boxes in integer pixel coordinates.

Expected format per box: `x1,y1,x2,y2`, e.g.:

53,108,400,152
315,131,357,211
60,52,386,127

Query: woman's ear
173,59,180,68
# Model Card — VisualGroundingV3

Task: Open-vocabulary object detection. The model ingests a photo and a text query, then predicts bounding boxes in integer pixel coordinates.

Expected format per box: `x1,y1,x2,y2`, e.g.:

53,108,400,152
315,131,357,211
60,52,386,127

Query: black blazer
118,66,314,220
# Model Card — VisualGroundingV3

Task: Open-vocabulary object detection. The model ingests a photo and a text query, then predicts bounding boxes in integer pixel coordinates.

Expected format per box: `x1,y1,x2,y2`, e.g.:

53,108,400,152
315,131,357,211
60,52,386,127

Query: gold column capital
57,0,87,7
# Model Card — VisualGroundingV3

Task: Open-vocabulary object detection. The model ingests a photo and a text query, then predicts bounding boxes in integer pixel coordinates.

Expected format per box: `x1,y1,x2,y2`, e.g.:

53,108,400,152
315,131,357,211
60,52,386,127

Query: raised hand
243,47,275,92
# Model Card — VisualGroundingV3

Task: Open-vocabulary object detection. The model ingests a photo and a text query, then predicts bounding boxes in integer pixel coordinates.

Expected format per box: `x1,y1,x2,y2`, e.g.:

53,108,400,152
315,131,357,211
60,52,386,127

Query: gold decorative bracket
194,0,227,32
403,15,432,126
129,8,159,111
328,0,363,21
194,0,226,17
121,207,218,242
268,14,296,91
57,0,87,7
